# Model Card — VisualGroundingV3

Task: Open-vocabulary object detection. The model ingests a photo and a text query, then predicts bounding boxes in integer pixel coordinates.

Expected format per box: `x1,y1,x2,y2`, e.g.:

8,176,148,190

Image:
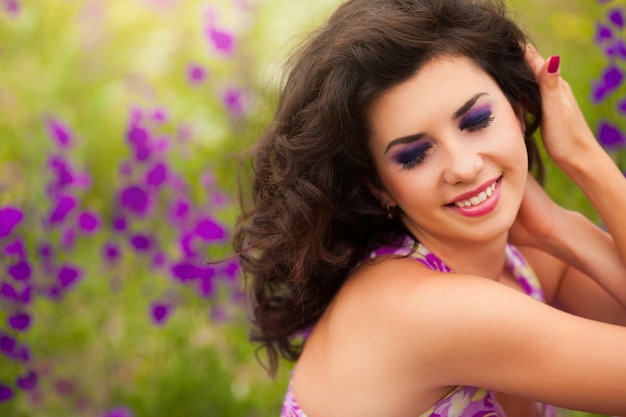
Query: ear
367,182,396,207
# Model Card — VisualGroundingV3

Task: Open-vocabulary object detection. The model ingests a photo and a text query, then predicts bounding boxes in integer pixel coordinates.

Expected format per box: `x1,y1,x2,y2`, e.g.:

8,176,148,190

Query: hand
524,45,599,169
508,173,561,249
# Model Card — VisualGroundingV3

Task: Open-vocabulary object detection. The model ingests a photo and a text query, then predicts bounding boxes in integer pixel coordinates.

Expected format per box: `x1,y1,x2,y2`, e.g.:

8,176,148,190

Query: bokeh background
0,0,624,416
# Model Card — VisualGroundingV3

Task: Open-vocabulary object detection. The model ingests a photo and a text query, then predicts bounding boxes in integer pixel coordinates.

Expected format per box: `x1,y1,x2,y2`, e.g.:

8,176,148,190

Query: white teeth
454,182,497,208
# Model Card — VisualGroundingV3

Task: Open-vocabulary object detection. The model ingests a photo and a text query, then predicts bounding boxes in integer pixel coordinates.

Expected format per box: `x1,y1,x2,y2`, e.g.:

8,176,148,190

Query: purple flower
0,384,13,402
103,243,121,263
598,120,626,148
604,64,624,91
595,22,613,43
74,171,92,189
592,81,608,103
1,283,17,302
127,124,152,161
145,162,168,187
198,275,214,297
152,252,166,268
618,98,626,114
135,144,151,162
195,217,226,241
14,345,30,362
58,265,82,289
8,312,31,332
113,216,128,232
47,286,61,300
151,108,168,123
153,137,170,153
171,262,203,282
119,162,133,177
592,64,626,103
120,185,149,215
207,27,235,55
102,407,133,417
211,190,229,207
2,0,20,16
180,233,197,258
130,234,152,252
187,64,208,85
0,334,16,355
61,228,76,249
170,199,189,223
48,156,74,188
46,118,73,148
101,407,133,417
222,87,244,115
38,243,53,259
609,7,625,28
4,238,26,259
18,286,31,305
8,261,31,281
606,39,626,59
78,211,100,233
150,303,171,325
16,371,37,391
0,206,23,238
49,195,77,225
222,260,240,281
127,123,149,146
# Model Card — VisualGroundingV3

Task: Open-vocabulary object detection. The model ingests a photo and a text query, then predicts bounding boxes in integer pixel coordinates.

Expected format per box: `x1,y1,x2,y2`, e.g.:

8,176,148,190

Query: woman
233,0,626,415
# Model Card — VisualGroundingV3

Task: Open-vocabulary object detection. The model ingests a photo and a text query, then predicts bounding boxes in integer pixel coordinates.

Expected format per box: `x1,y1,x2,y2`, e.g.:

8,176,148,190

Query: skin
291,48,626,417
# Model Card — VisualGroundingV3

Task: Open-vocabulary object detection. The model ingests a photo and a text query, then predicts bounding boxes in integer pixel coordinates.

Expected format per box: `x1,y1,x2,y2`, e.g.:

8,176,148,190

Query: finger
524,43,544,76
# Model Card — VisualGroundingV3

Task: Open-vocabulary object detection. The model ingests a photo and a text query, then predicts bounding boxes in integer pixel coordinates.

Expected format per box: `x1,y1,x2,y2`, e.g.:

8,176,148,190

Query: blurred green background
0,0,623,416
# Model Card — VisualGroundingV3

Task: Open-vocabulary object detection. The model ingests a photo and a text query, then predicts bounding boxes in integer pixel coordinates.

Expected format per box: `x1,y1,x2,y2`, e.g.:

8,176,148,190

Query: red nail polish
548,56,560,74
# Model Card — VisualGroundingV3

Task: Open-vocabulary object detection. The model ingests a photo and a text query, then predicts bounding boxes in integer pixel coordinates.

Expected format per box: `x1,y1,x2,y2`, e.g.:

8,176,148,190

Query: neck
417,233,509,281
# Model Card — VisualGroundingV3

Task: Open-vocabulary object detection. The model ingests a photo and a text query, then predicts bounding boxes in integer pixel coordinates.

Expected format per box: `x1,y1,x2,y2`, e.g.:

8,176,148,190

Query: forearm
561,145,626,254
549,143,626,306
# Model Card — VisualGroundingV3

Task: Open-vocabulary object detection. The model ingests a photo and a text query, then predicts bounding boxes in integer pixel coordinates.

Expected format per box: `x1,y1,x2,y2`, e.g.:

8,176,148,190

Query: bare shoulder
295,255,626,415
292,256,456,416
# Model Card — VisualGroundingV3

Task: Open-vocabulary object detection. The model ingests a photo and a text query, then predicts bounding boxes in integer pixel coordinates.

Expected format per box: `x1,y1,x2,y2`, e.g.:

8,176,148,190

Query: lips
447,176,502,209
452,181,498,208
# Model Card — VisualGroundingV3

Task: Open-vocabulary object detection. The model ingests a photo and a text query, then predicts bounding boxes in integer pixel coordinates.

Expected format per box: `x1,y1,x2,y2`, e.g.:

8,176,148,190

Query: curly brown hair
233,0,543,376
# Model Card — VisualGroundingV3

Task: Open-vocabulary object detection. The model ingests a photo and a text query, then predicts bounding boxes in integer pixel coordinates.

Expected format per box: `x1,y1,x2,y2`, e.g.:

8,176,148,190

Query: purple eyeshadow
459,106,492,130
394,142,431,165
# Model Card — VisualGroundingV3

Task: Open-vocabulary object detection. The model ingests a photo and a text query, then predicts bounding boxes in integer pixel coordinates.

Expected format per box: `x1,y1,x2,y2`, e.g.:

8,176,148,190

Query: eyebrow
383,92,489,155
453,92,488,120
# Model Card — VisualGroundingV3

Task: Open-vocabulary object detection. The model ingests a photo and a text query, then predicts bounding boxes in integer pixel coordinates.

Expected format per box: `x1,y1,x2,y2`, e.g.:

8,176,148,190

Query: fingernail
548,56,560,74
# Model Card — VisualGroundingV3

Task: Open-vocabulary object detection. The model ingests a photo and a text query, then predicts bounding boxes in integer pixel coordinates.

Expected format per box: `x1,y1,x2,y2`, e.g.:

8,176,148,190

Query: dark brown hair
233,0,543,376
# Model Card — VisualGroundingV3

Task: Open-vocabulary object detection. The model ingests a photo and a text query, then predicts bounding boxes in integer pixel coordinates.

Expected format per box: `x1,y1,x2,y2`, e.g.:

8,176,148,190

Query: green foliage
0,0,619,416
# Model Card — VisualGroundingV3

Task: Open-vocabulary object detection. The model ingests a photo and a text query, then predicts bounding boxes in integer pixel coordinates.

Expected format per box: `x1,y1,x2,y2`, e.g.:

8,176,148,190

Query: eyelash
462,112,494,132
399,146,432,171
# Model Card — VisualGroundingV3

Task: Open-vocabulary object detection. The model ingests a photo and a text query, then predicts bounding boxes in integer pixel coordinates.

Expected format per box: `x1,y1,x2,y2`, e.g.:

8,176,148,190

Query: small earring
383,201,396,219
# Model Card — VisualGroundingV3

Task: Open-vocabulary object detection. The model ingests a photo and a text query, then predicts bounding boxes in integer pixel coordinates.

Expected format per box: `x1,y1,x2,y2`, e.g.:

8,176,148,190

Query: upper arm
394,273,626,415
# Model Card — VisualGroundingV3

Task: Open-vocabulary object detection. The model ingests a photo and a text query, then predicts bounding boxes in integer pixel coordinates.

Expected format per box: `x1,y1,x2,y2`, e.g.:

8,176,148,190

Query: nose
441,138,484,185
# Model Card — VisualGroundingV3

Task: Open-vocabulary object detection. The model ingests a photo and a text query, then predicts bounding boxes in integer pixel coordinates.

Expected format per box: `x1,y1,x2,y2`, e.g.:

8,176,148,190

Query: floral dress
280,238,557,417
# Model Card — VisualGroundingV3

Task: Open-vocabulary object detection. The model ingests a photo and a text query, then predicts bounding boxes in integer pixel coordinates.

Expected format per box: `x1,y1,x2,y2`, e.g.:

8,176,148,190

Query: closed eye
395,142,433,170
459,107,494,132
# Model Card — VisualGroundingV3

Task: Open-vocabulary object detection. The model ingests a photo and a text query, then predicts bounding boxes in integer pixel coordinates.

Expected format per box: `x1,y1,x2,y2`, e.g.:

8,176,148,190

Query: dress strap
504,244,546,302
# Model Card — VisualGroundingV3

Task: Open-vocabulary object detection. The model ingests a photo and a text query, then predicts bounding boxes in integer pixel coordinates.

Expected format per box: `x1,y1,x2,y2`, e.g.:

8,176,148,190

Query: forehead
367,56,501,139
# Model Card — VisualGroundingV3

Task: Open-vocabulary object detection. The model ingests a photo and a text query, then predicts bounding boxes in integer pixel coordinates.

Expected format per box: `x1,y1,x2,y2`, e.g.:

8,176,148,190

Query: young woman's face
367,55,528,249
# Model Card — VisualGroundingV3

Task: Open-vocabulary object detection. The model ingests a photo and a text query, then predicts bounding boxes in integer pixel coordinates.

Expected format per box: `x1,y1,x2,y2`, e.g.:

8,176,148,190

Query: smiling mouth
449,179,499,208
